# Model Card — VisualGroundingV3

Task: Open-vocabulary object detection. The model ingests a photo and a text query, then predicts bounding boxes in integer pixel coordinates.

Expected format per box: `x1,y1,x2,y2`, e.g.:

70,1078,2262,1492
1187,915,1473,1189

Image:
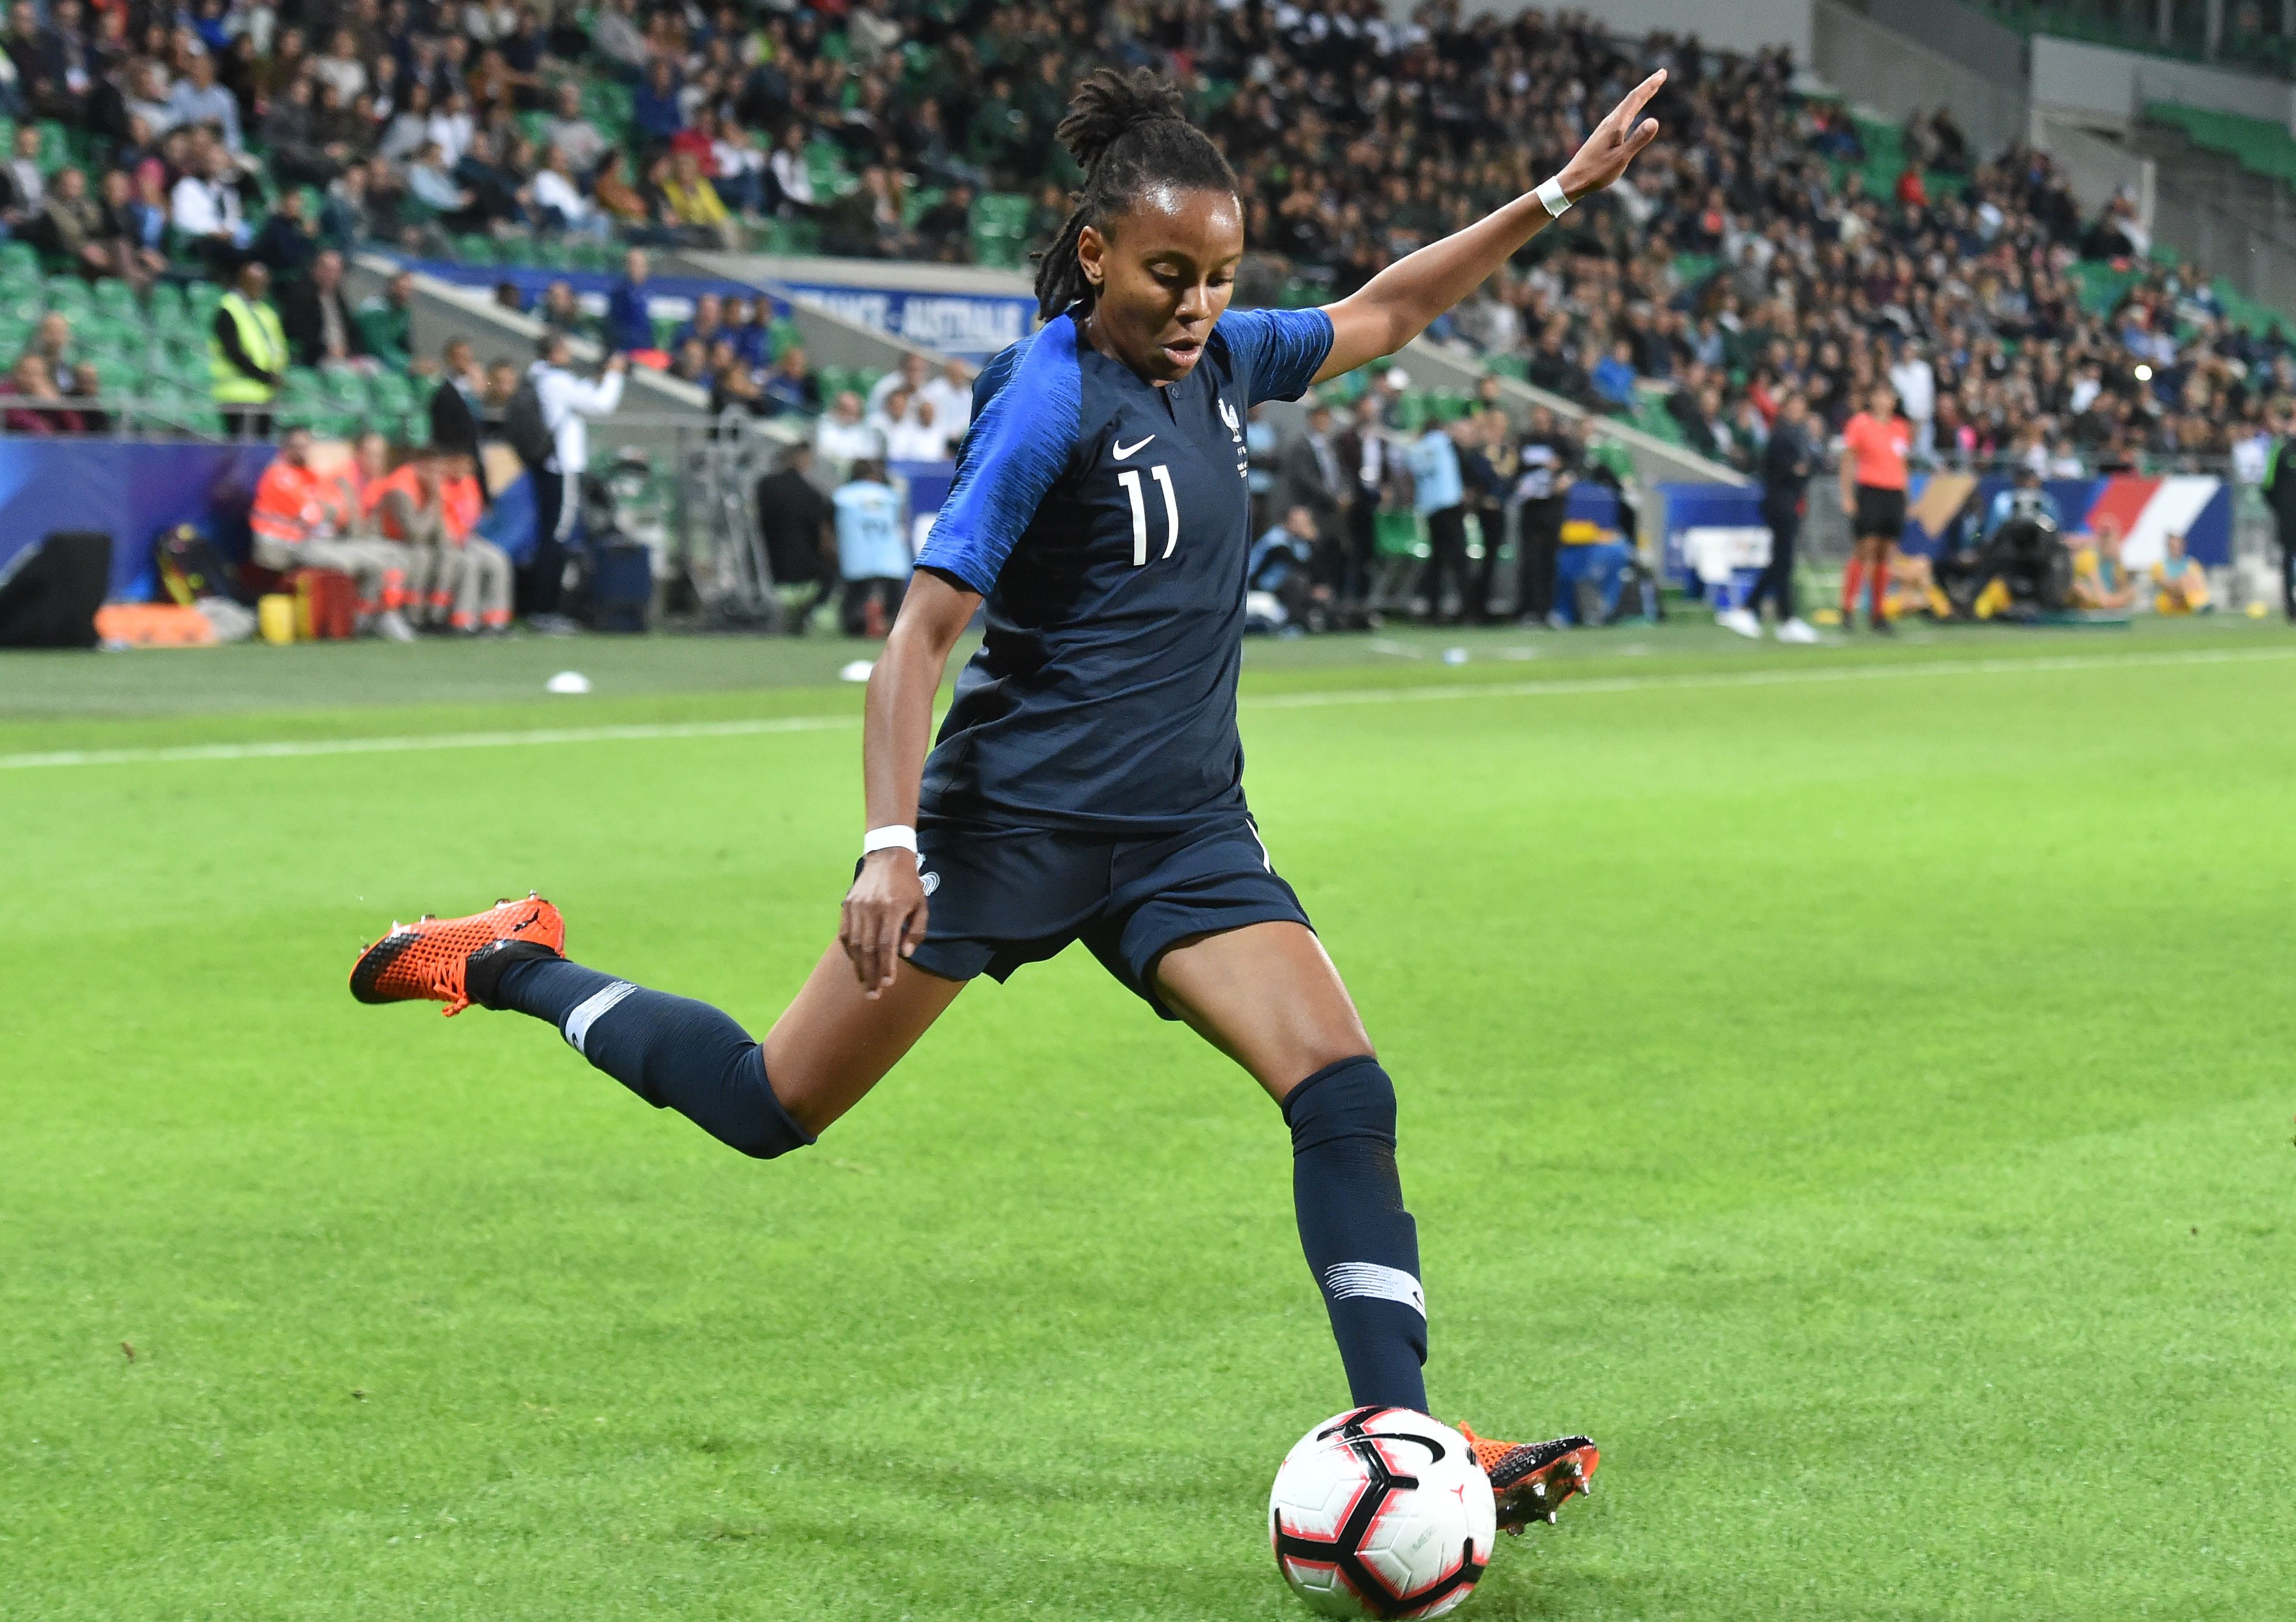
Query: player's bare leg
349,896,961,1153
1156,922,1599,1528
762,948,964,1134
1153,919,1370,1105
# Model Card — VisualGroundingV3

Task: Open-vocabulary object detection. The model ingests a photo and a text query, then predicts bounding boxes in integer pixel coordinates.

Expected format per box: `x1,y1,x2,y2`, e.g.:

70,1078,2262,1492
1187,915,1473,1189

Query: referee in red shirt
1838,381,1912,632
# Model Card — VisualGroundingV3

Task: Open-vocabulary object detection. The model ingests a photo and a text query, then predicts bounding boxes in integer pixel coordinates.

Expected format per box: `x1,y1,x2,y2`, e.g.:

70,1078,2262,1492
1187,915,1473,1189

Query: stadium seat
90,281,139,320
43,276,93,316
970,192,1032,270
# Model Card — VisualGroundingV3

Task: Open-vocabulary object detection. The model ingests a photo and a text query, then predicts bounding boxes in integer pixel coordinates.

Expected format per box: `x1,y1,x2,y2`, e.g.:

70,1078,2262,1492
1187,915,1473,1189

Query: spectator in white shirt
867,351,930,416
165,52,242,150
589,0,648,73
311,27,368,103
427,89,475,168
405,142,472,219
918,357,974,442
378,81,434,163
461,0,516,43
169,140,245,268
3,124,44,217
871,384,950,462
1888,340,1936,458
122,59,173,135
813,389,882,480
542,81,607,175
521,329,627,632
531,147,603,237
768,123,814,211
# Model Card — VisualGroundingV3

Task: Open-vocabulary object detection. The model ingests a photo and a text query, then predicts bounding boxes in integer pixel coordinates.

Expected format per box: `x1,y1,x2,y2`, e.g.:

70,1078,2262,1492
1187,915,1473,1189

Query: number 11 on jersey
1118,464,1179,566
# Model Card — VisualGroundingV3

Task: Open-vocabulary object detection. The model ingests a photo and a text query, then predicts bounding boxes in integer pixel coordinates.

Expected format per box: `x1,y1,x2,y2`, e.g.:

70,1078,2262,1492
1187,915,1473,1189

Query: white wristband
1535,176,1572,219
863,824,917,857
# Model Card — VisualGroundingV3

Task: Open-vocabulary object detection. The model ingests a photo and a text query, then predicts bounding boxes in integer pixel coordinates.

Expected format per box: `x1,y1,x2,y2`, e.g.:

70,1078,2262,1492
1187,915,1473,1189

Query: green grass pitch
5,619,2293,1620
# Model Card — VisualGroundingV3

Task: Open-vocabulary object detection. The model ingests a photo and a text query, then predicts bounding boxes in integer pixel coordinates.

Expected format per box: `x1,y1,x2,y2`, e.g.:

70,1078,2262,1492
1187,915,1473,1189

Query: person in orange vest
350,431,444,624
249,426,419,639
362,444,514,633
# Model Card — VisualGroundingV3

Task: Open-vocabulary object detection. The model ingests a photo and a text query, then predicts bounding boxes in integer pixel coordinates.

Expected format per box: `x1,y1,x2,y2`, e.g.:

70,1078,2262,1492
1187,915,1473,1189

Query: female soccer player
351,67,1665,1536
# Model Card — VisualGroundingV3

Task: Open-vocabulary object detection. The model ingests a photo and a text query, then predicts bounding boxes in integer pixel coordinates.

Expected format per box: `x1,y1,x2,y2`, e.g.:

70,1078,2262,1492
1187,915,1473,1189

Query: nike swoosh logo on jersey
1112,435,1155,460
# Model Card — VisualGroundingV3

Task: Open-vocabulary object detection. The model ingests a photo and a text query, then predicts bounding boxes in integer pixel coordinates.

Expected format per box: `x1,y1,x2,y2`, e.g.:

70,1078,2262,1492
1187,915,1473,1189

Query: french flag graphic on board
2082,475,2230,570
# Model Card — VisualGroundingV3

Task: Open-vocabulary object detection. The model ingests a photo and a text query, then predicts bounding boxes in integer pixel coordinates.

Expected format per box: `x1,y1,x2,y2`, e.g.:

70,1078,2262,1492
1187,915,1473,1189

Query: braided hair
1032,68,1240,321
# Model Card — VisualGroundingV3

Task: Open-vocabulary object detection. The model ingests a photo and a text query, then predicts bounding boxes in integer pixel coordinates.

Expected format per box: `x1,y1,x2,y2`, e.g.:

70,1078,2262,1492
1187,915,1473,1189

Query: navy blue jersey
914,305,1334,833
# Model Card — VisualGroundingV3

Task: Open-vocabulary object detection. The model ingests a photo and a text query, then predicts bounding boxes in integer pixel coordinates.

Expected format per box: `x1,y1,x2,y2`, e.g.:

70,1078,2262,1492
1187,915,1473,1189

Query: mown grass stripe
3,643,2291,771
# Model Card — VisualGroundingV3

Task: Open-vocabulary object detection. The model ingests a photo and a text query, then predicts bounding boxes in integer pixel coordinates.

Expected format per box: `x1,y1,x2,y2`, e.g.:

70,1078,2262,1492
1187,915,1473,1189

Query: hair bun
1056,67,1185,176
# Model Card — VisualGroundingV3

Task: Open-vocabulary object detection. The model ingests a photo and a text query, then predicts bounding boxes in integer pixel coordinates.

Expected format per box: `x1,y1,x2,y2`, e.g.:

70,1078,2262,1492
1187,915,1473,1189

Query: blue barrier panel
1655,482,1765,586
889,458,955,559
0,439,276,600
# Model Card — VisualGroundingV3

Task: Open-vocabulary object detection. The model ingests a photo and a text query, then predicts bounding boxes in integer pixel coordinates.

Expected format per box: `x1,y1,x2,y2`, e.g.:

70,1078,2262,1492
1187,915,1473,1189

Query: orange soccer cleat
1455,1424,1599,1534
347,893,565,1017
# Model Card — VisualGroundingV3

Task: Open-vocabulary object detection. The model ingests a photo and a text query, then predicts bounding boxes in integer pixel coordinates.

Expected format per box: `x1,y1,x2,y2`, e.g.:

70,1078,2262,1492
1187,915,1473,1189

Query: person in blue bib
831,458,910,636
349,65,1667,1535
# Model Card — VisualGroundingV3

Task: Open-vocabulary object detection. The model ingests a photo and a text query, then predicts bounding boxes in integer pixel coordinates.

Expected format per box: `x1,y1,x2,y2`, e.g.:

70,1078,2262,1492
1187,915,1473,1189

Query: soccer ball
1269,1407,1496,1619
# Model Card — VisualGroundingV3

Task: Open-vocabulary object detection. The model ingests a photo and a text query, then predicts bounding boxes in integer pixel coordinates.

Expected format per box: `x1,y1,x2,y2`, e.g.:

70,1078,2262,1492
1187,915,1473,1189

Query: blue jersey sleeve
1220,306,1336,407
913,320,1083,595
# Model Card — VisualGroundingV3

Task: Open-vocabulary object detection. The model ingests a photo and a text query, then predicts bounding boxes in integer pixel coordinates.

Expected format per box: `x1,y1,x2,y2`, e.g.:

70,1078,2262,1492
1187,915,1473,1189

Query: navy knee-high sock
1284,1055,1428,1414
486,957,814,1159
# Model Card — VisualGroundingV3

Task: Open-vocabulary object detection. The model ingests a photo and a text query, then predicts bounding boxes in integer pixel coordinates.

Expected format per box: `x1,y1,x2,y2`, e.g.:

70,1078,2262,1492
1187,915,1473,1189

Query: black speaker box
0,530,113,649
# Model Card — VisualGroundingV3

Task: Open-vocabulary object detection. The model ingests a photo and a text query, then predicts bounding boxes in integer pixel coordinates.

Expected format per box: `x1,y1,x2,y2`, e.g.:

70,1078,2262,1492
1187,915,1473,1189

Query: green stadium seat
43,276,93,314
1427,389,1473,423
804,139,853,199
91,280,139,320
449,233,498,266
969,191,1035,267
902,186,944,229
763,216,820,255
368,373,417,420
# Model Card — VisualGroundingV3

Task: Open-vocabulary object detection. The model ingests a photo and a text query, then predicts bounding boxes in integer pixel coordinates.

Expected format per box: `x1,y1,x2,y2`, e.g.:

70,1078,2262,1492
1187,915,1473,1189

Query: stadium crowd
0,0,2275,455
0,0,2287,634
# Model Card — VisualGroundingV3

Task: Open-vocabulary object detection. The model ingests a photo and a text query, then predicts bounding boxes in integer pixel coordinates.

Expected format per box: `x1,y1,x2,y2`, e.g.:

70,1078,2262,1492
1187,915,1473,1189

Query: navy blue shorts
901,813,1311,1018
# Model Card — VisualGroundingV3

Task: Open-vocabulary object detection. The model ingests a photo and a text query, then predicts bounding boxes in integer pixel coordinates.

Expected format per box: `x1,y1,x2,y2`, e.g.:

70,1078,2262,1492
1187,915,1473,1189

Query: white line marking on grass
4,644,2291,772
1245,643,2296,711
0,714,854,770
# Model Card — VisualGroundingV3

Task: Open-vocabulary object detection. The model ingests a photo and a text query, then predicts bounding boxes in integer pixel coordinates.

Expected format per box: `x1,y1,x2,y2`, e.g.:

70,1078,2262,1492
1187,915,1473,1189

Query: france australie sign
780,282,1037,361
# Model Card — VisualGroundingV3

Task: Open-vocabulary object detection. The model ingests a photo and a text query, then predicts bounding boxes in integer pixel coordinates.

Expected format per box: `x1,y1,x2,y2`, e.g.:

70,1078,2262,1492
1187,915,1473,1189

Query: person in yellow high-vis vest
210,260,288,440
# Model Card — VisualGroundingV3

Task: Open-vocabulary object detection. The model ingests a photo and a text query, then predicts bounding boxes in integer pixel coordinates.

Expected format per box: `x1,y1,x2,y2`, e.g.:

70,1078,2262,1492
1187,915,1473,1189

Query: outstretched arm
843,569,979,998
1314,70,1667,384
